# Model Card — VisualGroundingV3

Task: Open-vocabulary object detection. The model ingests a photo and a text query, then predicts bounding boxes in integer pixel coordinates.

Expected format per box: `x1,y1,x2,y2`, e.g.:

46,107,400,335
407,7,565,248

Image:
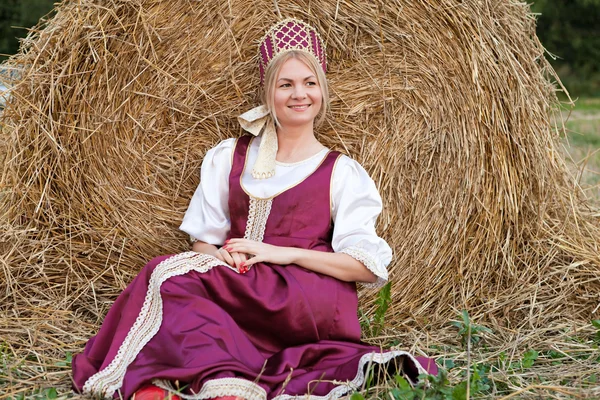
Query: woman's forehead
277,58,315,79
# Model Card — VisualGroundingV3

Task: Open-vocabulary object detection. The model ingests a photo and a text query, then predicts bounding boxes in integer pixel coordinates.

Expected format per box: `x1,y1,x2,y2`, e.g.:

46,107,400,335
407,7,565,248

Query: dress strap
231,135,252,179
320,150,342,171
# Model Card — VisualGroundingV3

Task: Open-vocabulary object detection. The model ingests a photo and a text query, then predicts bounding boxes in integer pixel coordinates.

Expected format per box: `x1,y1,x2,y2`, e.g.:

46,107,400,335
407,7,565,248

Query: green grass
564,97,600,113
561,97,600,199
5,306,598,400
353,304,600,399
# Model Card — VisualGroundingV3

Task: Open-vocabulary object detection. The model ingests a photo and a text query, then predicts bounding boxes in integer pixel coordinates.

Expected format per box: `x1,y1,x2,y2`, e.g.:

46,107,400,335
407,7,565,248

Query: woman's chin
278,115,318,128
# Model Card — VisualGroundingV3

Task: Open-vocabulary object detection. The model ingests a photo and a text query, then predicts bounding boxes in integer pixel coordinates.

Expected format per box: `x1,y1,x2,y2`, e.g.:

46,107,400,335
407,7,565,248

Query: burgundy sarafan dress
72,136,437,399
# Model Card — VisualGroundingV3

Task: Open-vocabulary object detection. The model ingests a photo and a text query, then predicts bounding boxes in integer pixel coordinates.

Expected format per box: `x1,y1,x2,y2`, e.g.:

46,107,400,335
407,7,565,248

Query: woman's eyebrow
277,75,317,83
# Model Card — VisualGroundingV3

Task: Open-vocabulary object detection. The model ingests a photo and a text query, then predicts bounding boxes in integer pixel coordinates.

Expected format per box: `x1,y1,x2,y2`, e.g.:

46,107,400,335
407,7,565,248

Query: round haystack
1,0,599,352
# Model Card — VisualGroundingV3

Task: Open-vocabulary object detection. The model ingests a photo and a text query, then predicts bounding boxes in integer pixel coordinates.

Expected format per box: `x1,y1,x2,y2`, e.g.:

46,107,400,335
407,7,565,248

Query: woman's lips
288,104,311,111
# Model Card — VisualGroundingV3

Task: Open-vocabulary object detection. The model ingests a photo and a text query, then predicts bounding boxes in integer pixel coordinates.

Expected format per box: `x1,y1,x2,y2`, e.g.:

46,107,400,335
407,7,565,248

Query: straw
1,0,599,397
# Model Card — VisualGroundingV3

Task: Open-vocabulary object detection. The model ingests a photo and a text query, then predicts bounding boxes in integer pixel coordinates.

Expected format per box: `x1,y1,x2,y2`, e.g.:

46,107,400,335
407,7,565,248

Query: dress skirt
72,252,436,399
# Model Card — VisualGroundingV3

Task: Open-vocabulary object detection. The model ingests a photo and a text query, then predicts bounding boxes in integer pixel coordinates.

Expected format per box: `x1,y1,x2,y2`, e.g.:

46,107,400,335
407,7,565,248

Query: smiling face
272,57,323,129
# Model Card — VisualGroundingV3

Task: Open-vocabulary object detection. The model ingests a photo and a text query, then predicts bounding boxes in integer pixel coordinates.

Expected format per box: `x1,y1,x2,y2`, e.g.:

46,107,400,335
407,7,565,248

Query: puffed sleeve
331,156,392,288
179,138,235,245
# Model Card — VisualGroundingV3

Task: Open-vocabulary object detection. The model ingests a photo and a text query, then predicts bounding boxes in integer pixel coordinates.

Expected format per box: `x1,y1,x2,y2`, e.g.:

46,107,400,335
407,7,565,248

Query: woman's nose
292,86,306,99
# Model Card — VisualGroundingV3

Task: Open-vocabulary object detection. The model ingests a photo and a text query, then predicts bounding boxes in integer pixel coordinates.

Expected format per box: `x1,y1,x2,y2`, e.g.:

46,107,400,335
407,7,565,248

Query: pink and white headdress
258,18,327,84
238,18,327,179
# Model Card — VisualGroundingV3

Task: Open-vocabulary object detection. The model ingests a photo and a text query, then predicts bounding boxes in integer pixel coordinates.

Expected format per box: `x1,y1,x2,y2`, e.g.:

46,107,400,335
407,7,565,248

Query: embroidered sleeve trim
244,196,273,242
81,252,227,398
339,246,388,289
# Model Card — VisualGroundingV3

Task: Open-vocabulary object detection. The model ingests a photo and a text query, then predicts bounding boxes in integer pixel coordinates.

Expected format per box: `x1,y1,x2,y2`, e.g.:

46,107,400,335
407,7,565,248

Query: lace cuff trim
154,377,267,399
340,246,388,288
82,252,227,398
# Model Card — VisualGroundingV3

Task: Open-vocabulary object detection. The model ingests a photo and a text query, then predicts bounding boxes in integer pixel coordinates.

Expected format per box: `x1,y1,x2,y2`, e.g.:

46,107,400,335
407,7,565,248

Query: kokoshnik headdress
238,18,327,179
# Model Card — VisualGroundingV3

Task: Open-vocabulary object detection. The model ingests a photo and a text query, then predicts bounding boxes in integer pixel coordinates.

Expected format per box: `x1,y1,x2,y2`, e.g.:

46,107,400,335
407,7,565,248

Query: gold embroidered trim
272,351,428,400
340,246,388,289
244,197,273,242
153,377,267,399
82,252,226,398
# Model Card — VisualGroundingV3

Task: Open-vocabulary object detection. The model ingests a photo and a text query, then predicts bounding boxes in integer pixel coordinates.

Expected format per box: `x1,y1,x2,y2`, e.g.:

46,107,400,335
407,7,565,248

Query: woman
72,18,437,400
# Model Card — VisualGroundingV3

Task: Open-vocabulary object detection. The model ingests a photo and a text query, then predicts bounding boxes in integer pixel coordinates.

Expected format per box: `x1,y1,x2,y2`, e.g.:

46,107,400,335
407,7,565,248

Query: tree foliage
0,0,55,60
532,0,600,96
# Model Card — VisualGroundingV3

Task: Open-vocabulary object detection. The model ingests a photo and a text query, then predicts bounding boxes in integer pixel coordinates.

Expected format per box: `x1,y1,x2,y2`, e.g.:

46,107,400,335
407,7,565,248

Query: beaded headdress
258,18,327,83
238,18,327,180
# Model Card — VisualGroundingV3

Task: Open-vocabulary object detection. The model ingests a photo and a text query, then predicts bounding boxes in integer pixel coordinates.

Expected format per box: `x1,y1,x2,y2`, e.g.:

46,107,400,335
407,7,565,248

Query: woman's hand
222,239,377,283
191,240,247,269
213,247,248,270
223,239,297,270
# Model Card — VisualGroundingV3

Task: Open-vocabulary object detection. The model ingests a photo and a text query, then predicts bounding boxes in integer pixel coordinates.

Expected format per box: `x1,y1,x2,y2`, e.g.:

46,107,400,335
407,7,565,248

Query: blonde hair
261,51,329,128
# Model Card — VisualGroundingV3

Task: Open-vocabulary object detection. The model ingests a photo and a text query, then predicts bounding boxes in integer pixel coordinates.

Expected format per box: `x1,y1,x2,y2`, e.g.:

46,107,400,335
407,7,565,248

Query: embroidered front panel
82,252,227,399
340,246,388,289
244,196,273,242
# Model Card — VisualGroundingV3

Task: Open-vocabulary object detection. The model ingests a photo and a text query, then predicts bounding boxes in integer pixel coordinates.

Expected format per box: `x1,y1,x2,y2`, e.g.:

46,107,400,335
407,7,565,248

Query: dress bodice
227,135,341,252
180,136,392,287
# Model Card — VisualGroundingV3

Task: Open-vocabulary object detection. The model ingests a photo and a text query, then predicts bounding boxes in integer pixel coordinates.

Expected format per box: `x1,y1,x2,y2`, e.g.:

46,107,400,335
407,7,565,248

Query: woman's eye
306,81,317,86
280,83,291,88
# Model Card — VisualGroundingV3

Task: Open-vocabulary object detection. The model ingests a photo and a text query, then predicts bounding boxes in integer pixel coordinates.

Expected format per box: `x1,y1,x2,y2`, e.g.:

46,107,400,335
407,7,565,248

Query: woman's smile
288,104,311,111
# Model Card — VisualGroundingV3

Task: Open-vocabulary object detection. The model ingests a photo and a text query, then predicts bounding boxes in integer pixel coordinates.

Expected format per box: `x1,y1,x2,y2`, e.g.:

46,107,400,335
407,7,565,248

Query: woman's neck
276,124,324,163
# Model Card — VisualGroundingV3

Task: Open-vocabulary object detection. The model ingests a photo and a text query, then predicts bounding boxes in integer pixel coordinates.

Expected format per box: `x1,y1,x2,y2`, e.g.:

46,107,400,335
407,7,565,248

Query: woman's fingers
213,251,225,262
224,239,260,256
218,248,235,267
231,252,246,269
224,239,284,270
242,256,263,268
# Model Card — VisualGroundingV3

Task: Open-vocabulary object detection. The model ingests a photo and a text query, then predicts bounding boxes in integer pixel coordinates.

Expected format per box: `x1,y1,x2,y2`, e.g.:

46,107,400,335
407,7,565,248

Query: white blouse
180,137,392,287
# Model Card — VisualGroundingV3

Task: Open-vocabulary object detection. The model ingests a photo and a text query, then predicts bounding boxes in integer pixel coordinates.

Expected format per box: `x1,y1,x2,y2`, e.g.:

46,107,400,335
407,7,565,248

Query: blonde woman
72,18,436,400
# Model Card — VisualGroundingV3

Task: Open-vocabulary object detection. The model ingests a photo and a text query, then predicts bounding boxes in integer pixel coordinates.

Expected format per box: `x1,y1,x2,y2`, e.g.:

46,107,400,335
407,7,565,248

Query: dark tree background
0,0,599,96
532,0,600,96
0,0,55,60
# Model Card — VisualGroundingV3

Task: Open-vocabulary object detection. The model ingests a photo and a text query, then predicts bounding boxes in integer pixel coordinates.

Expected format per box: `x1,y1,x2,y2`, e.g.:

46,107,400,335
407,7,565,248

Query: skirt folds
72,253,434,399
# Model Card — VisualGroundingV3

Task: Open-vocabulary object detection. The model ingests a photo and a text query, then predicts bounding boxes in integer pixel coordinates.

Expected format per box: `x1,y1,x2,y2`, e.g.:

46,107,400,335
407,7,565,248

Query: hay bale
1,0,599,335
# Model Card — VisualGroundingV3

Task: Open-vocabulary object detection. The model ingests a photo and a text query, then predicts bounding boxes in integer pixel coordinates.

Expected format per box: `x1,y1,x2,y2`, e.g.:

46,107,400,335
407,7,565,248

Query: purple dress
72,136,437,399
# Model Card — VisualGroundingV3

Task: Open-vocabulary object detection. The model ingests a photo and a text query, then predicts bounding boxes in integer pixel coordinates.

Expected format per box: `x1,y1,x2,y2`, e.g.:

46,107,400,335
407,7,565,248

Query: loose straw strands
0,0,599,397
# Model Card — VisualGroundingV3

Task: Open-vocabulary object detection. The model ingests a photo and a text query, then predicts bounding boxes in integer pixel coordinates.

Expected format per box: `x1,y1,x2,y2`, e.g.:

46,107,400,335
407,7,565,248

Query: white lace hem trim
153,350,428,400
153,377,267,399
339,246,388,288
81,252,229,398
274,350,427,400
